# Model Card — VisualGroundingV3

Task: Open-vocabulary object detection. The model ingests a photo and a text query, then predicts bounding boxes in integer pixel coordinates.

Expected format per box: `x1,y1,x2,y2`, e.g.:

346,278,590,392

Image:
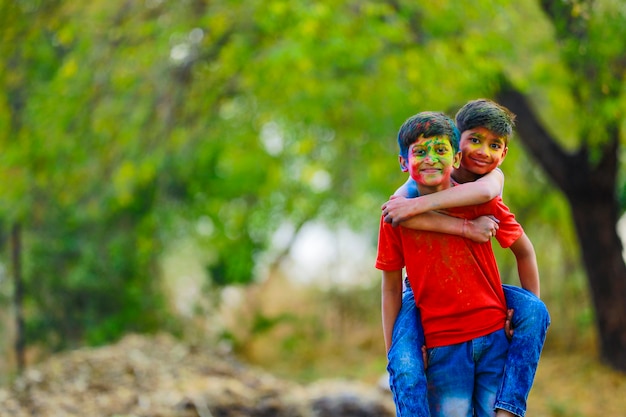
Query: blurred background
1,0,626,415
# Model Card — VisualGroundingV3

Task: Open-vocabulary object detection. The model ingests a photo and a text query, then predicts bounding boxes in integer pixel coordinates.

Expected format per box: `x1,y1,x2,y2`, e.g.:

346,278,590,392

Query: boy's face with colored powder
458,127,508,177
399,135,461,195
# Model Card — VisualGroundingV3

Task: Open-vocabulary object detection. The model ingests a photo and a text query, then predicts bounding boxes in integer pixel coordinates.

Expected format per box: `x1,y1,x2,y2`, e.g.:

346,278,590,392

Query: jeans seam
494,399,524,417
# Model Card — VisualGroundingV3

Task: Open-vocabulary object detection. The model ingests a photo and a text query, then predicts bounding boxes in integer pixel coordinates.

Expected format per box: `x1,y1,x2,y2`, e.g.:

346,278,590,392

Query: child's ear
398,155,409,172
497,146,509,166
453,151,461,169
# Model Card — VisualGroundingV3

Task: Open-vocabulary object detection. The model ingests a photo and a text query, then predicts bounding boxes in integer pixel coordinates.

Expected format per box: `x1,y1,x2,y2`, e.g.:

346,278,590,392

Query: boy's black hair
455,99,516,142
397,111,460,160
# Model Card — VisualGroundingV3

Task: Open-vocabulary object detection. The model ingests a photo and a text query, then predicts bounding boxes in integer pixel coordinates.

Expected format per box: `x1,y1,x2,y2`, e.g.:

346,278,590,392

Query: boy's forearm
517,257,540,297
411,169,504,214
383,170,503,225
510,233,541,297
400,212,497,243
381,270,403,353
420,179,499,211
402,211,464,235
382,187,491,225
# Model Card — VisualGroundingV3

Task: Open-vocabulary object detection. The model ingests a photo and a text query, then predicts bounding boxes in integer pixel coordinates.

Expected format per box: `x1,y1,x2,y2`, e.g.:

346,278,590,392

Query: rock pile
0,333,395,417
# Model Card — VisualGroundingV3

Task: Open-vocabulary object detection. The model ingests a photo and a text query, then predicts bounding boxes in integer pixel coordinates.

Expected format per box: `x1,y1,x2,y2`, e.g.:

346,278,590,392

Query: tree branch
495,86,579,193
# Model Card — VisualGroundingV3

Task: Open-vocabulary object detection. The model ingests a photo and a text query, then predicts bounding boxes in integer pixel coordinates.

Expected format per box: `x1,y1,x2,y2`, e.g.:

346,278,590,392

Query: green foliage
0,0,624,354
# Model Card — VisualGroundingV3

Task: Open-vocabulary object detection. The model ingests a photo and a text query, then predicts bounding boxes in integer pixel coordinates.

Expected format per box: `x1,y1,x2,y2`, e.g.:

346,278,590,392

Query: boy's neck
452,166,483,184
416,180,454,196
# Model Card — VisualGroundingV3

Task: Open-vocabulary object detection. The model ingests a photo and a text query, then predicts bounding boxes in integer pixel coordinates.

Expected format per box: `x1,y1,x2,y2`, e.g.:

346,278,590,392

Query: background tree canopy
1,0,625,373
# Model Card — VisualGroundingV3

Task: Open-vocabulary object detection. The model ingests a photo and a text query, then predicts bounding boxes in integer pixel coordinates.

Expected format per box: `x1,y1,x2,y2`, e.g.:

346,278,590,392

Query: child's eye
491,143,502,150
470,137,480,144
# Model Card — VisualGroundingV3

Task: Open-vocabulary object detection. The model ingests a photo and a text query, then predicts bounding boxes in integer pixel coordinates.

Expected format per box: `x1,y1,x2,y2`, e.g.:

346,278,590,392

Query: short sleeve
375,216,405,271
492,199,523,248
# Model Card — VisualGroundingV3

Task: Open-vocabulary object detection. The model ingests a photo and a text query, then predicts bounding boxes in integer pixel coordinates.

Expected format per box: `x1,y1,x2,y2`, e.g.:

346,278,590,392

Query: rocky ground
3,333,626,417
0,334,395,417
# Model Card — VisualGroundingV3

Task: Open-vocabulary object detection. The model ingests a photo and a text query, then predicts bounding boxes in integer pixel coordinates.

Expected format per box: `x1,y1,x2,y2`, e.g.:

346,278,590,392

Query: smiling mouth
470,157,490,166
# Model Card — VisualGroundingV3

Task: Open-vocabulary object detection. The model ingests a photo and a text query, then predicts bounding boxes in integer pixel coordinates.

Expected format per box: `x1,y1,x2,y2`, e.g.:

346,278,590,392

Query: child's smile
459,127,508,176
400,135,461,194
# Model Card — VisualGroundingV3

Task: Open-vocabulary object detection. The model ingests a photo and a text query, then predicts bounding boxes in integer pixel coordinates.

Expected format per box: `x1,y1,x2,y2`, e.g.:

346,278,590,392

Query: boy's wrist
411,197,426,217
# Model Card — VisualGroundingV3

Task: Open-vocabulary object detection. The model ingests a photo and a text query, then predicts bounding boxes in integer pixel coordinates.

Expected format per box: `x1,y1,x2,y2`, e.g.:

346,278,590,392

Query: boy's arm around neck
509,232,541,297
400,211,497,243
382,170,504,226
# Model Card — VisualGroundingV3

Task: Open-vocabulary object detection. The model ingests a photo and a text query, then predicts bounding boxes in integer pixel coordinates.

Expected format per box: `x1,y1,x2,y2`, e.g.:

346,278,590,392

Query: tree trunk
497,88,626,372
12,223,25,372
569,195,626,371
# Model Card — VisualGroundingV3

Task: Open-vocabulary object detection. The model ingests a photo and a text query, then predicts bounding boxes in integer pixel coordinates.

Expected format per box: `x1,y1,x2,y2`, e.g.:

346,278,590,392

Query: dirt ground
0,333,396,417
0,334,624,417
526,351,626,417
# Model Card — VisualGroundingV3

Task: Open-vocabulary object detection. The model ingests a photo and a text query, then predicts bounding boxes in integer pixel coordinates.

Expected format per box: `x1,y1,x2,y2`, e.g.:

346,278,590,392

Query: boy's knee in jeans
503,285,550,330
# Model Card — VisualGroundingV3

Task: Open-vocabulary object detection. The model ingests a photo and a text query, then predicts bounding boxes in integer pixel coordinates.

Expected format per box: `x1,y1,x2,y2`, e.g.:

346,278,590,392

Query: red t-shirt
375,196,523,348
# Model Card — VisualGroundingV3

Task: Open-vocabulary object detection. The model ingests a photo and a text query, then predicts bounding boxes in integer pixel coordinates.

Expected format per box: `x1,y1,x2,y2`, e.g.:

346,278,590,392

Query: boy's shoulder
446,196,512,218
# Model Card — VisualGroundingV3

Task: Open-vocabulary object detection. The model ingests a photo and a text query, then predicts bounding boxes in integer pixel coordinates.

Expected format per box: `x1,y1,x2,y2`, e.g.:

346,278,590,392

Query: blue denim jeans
427,329,509,417
387,289,430,416
494,285,551,416
387,284,550,417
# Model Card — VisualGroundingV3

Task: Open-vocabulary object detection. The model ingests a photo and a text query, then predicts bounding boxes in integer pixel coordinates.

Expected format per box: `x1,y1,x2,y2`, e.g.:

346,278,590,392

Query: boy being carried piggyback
377,101,550,417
